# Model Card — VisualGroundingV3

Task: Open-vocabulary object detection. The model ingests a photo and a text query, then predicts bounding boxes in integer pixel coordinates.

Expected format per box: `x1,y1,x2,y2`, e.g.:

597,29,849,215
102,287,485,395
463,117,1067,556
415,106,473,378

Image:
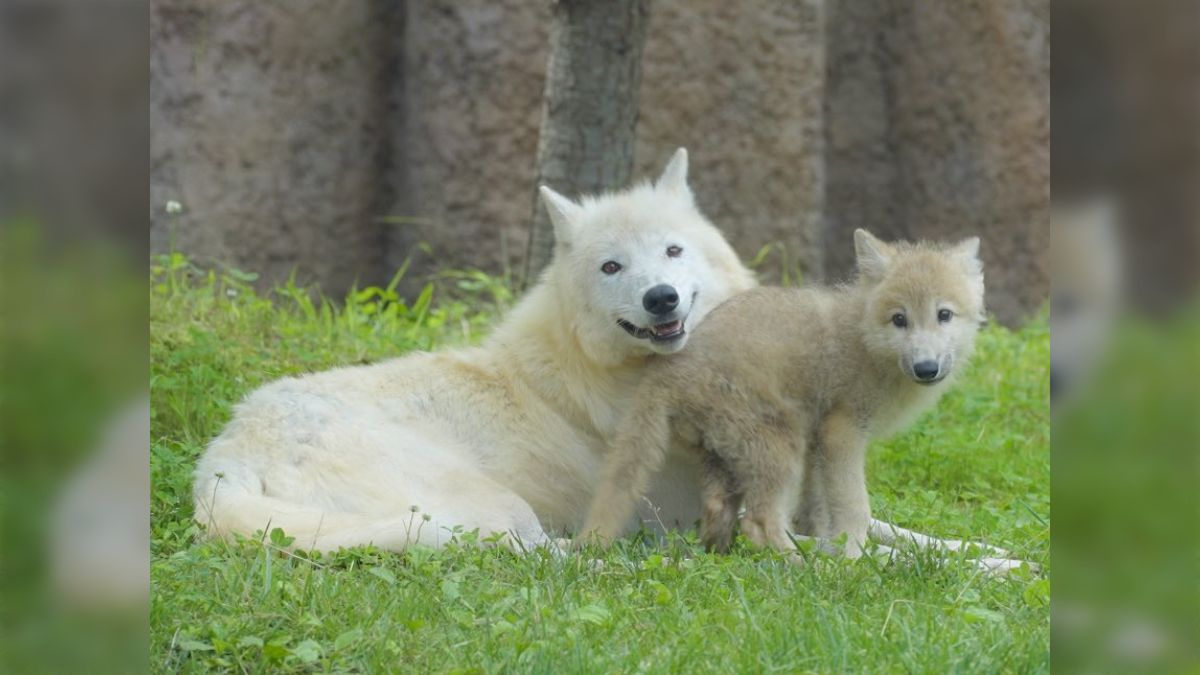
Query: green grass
151,255,1050,673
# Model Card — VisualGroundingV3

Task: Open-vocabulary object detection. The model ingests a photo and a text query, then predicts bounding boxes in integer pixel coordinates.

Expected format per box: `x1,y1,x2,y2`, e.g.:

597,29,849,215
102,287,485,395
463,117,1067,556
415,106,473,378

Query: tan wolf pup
576,230,985,559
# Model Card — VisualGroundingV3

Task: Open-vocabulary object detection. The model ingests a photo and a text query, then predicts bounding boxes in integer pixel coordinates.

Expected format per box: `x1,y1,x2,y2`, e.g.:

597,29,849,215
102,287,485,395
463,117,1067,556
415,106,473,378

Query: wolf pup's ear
656,148,690,196
952,236,983,277
539,186,583,247
854,229,892,282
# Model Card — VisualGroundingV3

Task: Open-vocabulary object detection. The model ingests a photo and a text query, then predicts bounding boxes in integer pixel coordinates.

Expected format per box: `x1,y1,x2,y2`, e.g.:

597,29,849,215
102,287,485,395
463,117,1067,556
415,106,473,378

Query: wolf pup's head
855,229,985,386
539,149,754,363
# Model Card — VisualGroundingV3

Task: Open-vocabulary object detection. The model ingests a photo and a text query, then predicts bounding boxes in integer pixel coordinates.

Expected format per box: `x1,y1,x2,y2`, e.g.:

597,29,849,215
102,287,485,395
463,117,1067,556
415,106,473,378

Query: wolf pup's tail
575,388,674,546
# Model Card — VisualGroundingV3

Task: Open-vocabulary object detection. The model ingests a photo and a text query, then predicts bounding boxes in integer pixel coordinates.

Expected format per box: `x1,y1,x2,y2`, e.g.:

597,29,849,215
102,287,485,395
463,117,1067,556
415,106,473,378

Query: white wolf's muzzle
617,288,698,353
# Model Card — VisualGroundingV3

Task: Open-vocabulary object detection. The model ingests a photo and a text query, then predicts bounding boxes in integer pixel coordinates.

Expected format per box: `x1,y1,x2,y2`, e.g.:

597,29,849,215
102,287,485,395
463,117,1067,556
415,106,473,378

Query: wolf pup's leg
732,434,805,558
575,399,673,548
697,453,741,553
576,446,665,547
793,447,830,536
817,410,871,558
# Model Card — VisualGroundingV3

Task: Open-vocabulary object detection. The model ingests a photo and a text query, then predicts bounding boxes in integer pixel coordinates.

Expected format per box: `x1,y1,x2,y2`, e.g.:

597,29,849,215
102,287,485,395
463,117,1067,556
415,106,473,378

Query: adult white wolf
194,149,755,551
194,148,1023,571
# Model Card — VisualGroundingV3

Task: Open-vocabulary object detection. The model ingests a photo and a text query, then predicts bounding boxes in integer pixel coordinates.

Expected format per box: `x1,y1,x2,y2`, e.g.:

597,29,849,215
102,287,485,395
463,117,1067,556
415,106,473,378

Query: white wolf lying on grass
194,148,1023,571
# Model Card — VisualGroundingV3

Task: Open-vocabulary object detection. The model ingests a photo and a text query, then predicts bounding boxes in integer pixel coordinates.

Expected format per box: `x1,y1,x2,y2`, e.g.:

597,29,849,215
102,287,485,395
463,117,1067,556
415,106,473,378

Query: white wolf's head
539,149,754,365
855,229,986,386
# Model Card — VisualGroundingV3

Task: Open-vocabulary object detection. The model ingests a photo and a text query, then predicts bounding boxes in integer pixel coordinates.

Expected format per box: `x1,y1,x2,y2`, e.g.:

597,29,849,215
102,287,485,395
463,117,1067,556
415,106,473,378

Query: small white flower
165,200,183,215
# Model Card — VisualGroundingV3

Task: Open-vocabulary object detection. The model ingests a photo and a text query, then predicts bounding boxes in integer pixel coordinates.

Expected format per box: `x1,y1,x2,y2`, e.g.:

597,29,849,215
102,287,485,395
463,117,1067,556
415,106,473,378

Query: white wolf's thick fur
194,150,755,550
195,149,1026,572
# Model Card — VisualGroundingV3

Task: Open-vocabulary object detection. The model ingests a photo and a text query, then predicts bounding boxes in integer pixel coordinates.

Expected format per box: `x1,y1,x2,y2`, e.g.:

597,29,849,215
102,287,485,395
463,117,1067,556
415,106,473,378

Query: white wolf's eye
891,313,907,328
666,245,683,258
937,308,954,323
601,261,622,275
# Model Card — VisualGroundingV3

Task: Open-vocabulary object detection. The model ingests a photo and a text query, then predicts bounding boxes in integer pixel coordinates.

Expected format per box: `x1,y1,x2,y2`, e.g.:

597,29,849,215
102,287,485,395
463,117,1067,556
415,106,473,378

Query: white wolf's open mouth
617,318,686,343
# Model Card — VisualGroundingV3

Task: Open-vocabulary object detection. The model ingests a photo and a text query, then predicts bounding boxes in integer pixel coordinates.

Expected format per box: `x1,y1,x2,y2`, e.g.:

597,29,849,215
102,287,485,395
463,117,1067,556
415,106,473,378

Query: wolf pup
576,230,985,559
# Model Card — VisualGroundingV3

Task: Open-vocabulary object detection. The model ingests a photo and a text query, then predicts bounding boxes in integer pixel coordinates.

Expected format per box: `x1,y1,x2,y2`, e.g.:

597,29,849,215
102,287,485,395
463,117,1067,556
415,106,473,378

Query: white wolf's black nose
643,285,680,316
913,360,940,381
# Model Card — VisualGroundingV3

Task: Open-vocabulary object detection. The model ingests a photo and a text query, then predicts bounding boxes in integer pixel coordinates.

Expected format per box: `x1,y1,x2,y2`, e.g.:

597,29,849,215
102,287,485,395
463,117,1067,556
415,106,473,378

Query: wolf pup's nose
913,360,940,381
643,284,680,316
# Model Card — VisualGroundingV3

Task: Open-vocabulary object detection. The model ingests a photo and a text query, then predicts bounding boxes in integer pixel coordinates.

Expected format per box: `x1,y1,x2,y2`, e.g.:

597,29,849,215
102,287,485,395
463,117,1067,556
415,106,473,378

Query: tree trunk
523,0,650,286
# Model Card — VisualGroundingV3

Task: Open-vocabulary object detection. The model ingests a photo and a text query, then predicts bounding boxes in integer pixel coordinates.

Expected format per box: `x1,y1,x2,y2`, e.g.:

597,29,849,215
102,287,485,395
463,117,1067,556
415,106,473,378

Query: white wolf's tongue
654,320,681,336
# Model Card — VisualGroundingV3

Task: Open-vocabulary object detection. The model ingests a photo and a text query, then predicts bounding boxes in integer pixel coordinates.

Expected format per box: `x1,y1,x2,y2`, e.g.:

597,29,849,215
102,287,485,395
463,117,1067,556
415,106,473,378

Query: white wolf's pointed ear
539,186,583,246
656,148,690,195
854,229,892,281
953,236,983,276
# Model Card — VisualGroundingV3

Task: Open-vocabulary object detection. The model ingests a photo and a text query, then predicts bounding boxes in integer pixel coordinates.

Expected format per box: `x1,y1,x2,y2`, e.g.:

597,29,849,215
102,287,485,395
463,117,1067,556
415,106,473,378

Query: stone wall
388,0,824,285
390,0,549,283
635,0,825,281
150,1,401,293
823,0,1049,323
151,0,1048,324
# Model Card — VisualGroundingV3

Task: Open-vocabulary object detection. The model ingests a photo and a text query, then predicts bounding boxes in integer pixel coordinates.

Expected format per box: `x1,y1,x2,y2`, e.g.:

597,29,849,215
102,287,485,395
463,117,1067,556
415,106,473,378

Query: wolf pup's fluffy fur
577,230,985,559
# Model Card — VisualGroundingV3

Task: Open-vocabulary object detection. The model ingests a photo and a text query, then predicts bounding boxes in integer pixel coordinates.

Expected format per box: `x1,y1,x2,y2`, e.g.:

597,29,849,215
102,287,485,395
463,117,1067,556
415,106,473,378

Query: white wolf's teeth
653,320,682,336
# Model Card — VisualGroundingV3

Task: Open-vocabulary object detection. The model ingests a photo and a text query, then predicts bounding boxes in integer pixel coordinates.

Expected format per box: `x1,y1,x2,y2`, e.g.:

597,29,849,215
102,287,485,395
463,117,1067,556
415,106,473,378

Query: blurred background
149,0,1049,326
2,3,148,672
1051,1,1198,672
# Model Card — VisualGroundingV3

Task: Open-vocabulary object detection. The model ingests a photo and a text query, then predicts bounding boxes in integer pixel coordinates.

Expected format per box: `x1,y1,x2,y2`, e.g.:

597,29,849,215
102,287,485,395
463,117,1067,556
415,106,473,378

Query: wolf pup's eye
937,308,954,323
666,245,683,258
601,261,622,275
891,313,907,328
